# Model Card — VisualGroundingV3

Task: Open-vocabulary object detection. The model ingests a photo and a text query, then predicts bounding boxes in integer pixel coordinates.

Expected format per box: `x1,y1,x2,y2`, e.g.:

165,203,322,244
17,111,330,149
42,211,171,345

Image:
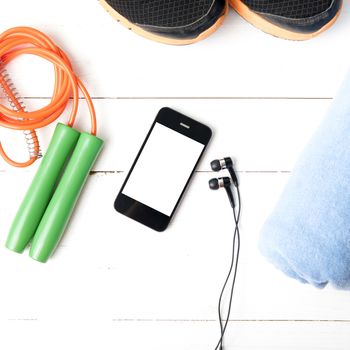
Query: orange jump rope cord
0,26,97,168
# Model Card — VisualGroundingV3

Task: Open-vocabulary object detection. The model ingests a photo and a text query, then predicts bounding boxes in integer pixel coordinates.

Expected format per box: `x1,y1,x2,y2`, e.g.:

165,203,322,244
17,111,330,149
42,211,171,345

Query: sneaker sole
100,0,228,45
230,0,342,40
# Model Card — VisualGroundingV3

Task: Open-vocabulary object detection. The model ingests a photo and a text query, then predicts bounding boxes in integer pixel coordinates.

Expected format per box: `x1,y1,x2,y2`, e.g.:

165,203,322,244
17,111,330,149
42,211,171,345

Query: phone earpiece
209,177,235,208
211,157,239,188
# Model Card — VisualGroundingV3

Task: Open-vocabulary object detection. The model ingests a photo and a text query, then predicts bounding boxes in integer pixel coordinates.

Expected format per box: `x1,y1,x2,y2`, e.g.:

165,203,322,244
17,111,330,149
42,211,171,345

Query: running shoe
100,0,228,45
230,0,342,40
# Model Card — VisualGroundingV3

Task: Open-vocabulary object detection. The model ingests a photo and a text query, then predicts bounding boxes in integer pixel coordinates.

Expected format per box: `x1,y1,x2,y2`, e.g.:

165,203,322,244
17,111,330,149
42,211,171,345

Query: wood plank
2,320,350,350
2,172,350,321
0,1,349,98
0,98,331,171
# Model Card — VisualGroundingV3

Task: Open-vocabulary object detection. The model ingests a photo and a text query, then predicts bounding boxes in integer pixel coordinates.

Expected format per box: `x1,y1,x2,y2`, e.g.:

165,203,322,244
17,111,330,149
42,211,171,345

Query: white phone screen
122,122,205,216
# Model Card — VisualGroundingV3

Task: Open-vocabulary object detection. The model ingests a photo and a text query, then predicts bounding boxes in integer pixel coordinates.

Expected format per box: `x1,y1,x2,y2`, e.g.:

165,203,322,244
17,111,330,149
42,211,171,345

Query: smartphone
114,107,212,232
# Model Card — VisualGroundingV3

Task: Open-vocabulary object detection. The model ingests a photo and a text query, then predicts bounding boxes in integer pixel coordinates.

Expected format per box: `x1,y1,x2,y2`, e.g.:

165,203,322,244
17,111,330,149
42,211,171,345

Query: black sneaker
100,0,228,45
230,0,342,40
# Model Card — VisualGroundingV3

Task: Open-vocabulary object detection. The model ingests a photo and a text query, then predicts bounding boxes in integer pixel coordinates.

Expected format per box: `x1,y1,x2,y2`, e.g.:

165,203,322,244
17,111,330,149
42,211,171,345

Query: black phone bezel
114,107,212,232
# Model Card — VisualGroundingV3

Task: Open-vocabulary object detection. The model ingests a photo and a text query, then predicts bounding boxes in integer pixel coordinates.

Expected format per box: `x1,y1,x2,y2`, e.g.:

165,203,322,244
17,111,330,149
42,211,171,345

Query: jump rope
0,27,103,262
0,25,241,349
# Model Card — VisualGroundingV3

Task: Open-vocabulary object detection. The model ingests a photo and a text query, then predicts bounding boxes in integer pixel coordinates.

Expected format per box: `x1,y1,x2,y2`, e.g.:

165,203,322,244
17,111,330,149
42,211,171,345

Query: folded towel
259,70,350,289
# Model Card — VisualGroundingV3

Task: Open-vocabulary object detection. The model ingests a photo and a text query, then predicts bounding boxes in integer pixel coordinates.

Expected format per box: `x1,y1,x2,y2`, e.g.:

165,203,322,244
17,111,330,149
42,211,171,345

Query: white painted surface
1,1,350,349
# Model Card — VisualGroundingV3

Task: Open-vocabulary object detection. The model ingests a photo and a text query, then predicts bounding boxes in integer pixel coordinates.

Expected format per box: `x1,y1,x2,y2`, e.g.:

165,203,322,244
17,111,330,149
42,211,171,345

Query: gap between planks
6,319,350,323
18,97,334,100
89,170,291,175
111,319,350,323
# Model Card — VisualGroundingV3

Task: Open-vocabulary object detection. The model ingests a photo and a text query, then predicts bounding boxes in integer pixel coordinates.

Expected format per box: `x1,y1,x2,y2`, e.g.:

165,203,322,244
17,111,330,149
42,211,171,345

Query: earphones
209,177,235,208
211,157,239,188
209,157,241,350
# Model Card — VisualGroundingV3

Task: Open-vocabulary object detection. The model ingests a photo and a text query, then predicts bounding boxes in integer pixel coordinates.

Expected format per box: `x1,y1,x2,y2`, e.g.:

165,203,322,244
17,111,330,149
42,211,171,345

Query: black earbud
211,157,239,187
209,177,235,208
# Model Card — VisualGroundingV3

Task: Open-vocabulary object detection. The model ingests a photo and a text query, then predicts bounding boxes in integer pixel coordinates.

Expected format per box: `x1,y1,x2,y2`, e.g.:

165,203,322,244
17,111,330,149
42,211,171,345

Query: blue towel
259,70,350,289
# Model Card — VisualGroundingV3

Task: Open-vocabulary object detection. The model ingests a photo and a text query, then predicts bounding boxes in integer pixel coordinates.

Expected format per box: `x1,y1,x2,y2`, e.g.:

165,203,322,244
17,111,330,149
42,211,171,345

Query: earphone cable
217,188,240,343
216,211,240,350
215,186,241,350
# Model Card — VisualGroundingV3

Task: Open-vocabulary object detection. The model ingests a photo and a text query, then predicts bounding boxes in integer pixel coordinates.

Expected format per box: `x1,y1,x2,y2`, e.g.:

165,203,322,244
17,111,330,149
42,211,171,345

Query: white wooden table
1,1,350,349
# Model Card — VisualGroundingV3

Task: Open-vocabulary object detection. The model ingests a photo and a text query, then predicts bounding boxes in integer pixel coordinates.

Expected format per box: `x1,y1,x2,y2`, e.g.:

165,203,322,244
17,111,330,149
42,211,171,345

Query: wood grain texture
0,1,349,98
2,320,350,350
1,172,350,322
1,1,350,349
0,98,331,171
